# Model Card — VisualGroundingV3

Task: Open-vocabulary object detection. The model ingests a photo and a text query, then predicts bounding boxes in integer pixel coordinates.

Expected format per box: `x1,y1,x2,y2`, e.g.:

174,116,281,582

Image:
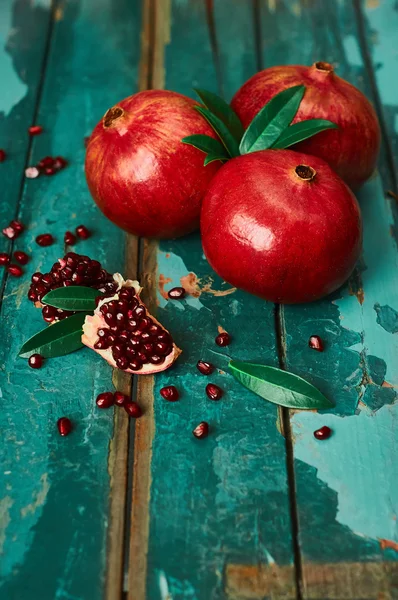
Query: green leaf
229,360,334,410
194,88,244,141
42,286,102,311
239,85,305,154
203,153,228,166
181,134,228,159
271,119,338,149
194,106,240,157
19,313,88,358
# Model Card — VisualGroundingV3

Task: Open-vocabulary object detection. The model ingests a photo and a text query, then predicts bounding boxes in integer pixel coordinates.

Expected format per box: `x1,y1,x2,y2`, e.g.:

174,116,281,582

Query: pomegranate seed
114,392,128,406
53,156,68,170
42,305,58,323
44,167,56,176
64,231,76,245
309,335,324,352
3,226,18,239
10,220,24,233
0,149,6,162
206,383,223,401
0,253,10,266
28,353,43,369
37,156,54,170
13,251,29,265
160,385,179,402
57,417,72,437
7,264,23,277
215,332,231,346
197,360,214,375
168,286,186,299
76,225,91,239
96,392,114,409
28,125,43,136
192,421,209,439
124,401,143,418
314,425,332,440
25,166,40,178
36,233,54,246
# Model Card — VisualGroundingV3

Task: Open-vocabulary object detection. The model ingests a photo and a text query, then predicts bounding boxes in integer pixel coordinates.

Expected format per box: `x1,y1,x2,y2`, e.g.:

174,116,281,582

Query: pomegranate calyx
103,106,124,128
295,164,316,182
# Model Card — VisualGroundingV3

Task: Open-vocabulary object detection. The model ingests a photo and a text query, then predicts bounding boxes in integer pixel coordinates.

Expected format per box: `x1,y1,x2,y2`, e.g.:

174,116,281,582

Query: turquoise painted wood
0,1,141,598
144,2,295,598
256,0,398,588
1,0,398,598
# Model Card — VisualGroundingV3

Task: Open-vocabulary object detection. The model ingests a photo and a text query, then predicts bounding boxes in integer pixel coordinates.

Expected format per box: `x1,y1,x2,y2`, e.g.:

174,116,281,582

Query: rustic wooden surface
0,1,397,599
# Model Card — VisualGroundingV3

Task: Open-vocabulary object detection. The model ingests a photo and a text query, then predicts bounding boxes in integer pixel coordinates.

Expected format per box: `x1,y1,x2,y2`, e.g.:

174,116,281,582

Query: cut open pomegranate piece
82,275,181,374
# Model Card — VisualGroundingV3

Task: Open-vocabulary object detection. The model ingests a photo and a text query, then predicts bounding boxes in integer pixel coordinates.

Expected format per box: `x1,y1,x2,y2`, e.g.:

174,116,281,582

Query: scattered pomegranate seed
314,425,332,440
28,125,43,136
309,335,324,352
160,385,179,401
96,392,114,409
215,332,231,346
0,253,10,266
2,220,24,239
44,167,56,176
57,417,72,437
7,264,23,277
53,156,68,170
114,391,128,406
168,286,186,299
0,149,6,162
64,231,76,245
197,360,214,375
76,225,91,239
37,156,54,170
206,383,223,401
192,421,209,439
25,166,40,179
124,401,143,418
28,354,43,369
36,233,54,247
14,250,29,265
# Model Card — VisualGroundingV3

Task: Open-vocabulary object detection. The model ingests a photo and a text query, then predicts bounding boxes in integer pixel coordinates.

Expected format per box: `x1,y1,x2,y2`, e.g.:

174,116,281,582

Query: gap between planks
105,1,171,600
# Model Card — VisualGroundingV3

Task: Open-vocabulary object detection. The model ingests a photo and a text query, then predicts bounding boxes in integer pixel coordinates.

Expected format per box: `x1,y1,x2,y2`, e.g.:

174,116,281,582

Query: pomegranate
231,62,380,189
201,150,362,304
28,252,117,321
85,90,221,239
82,274,181,374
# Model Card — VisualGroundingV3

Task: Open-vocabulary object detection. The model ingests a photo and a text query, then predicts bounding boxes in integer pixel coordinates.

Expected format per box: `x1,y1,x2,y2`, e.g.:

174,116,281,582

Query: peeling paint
374,303,398,334
0,497,13,554
21,473,50,518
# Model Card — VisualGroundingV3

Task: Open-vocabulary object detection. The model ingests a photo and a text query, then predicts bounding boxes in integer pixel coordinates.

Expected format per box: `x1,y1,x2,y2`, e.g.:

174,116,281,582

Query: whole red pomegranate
201,150,362,304
85,90,221,238
231,62,380,189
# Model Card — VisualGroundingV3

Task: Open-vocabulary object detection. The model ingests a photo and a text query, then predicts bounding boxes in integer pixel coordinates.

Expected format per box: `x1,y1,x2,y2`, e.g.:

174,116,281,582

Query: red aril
76,225,91,239
57,417,72,436
0,150,6,162
85,90,221,239
231,62,380,189
201,150,362,304
96,392,114,408
124,402,143,418
0,253,10,266
82,275,181,374
7,264,23,277
14,251,29,265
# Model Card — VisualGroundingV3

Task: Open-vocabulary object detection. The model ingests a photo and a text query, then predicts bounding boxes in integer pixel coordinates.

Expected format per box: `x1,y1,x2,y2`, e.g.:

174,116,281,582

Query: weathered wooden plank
0,1,142,598
126,1,296,598
0,0,52,290
256,0,398,596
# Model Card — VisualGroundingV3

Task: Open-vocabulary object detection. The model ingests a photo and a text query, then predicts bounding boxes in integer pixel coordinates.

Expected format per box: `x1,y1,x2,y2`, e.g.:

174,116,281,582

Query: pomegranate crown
182,85,337,166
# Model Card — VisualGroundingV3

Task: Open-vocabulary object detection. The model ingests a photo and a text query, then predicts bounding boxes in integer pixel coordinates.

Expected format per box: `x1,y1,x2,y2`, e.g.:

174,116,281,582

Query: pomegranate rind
82,274,181,374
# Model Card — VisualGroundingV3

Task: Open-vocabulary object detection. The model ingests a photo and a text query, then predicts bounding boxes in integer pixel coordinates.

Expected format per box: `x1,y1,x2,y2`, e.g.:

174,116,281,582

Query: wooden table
1,1,397,598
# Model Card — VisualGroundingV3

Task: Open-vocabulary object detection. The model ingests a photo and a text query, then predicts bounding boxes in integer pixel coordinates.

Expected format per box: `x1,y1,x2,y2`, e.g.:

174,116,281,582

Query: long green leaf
42,286,102,311
239,85,305,154
194,88,244,141
203,153,228,166
271,119,338,149
181,134,228,159
229,360,334,410
19,313,88,358
194,106,240,157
